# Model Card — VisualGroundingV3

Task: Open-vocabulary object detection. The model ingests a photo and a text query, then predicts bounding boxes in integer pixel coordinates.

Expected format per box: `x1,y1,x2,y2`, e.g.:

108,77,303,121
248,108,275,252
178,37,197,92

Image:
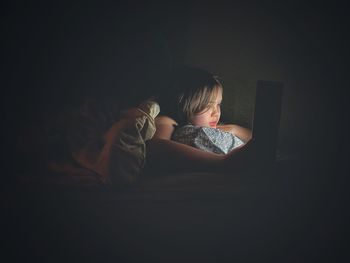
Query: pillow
72,100,160,186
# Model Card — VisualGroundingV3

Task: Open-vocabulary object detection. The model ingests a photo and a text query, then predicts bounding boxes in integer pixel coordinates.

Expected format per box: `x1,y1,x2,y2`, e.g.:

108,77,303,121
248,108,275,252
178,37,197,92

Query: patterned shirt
172,124,244,154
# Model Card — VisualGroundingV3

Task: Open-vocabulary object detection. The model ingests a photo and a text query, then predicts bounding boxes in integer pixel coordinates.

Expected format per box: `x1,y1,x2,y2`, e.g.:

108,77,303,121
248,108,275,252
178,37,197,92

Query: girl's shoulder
153,115,178,140
155,115,178,126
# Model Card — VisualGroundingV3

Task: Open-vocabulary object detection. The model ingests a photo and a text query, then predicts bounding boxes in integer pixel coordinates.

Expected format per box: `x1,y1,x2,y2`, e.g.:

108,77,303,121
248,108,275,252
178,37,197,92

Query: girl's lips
209,122,217,127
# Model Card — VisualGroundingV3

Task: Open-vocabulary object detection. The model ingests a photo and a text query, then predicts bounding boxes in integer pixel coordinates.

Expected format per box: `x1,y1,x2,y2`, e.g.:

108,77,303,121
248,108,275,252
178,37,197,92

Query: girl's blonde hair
158,67,224,125
178,78,222,121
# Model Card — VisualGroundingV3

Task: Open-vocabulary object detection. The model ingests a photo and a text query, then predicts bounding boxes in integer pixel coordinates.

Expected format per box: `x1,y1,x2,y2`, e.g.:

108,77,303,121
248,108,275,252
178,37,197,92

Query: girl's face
189,89,222,128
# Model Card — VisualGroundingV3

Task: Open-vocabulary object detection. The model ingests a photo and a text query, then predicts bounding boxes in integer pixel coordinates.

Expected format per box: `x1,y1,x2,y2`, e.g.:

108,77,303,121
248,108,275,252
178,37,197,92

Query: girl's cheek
190,113,209,126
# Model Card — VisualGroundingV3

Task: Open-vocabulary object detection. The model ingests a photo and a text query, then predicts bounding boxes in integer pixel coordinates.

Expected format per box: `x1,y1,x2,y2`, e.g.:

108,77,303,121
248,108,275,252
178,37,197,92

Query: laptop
251,80,283,165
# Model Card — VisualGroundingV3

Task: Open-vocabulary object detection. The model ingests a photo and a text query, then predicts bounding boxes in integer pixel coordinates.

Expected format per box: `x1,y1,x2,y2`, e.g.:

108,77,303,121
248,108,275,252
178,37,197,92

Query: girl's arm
217,124,252,143
147,116,223,172
146,138,225,172
146,116,253,173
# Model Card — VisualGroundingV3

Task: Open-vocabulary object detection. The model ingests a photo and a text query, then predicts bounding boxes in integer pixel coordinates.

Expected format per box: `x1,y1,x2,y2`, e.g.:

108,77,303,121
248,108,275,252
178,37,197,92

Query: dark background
2,0,350,261
2,0,349,165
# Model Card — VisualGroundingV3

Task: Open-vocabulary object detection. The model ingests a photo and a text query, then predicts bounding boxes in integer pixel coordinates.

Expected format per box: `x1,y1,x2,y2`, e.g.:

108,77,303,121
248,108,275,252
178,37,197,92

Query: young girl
146,67,255,173
170,70,247,154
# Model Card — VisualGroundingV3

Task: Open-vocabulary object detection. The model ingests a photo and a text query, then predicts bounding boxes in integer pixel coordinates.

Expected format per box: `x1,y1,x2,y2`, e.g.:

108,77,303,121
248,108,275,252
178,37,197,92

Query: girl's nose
212,107,220,117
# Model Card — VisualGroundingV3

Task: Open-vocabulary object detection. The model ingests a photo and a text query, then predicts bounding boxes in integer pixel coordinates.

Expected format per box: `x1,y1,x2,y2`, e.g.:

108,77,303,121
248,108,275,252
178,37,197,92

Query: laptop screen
252,80,283,164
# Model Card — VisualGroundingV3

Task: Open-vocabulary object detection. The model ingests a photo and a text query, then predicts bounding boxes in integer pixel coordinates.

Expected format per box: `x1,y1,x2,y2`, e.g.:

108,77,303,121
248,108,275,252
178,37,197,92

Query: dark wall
183,1,349,161
2,1,190,115
2,1,191,175
2,1,349,171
